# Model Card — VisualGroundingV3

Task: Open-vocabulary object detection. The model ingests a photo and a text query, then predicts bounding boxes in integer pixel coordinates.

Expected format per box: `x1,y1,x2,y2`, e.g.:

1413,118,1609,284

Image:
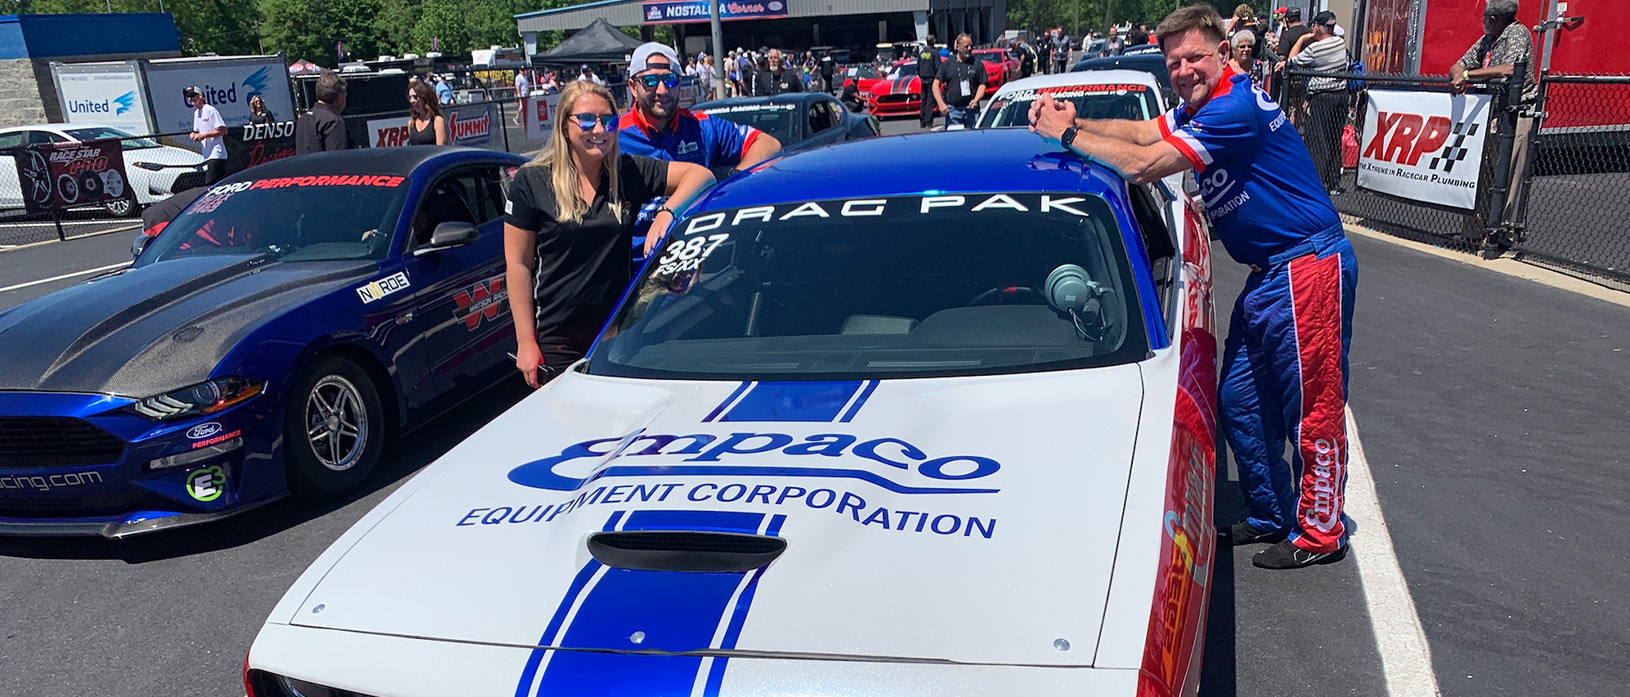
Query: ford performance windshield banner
641,0,787,24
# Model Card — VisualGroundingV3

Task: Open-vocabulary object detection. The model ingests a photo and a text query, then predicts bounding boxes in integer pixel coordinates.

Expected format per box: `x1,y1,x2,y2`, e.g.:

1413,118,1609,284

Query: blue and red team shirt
1158,69,1341,267
616,107,763,169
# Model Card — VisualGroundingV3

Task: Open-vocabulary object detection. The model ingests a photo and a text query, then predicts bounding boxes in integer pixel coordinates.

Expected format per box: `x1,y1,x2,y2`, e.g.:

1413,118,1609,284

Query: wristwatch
655,206,676,218
1060,125,1080,151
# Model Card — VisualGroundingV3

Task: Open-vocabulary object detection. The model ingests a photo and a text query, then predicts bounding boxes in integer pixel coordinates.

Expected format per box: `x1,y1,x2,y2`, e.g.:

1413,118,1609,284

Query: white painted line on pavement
0,262,130,294
1347,408,1442,697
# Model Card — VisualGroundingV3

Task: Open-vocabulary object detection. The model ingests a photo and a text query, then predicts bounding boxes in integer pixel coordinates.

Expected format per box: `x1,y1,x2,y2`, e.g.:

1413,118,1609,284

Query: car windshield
63,126,161,149
697,104,799,144
592,192,1148,380
977,53,1006,64
846,66,878,79
890,63,917,78
136,176,410,266
978,82,1159,128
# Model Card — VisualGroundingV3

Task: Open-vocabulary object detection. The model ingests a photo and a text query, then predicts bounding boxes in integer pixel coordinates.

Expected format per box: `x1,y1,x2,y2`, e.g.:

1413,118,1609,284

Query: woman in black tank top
406,80,448,145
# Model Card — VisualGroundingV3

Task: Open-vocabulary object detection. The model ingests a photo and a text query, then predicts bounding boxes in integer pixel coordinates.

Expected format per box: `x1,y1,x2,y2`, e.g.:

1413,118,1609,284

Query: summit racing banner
224,120,297,175
641,0,786,24
368,102,498,148
11,139,132,213
1357,89,1492,210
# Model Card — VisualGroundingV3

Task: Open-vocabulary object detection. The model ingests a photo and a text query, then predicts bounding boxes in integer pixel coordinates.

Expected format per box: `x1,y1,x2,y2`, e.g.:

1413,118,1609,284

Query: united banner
1357,89,1492,210
10,138,132,213
641,0,787,24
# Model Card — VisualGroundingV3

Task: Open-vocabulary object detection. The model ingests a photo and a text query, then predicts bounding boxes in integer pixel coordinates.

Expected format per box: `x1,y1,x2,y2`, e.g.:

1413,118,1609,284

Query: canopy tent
534,17,644,65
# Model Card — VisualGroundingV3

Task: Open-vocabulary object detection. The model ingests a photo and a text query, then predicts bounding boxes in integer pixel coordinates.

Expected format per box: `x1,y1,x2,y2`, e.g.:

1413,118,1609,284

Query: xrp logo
1363,111,1479,173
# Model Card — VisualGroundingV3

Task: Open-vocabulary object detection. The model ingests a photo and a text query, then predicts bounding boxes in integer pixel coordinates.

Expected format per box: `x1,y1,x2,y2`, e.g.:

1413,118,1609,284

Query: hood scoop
587,531,788,573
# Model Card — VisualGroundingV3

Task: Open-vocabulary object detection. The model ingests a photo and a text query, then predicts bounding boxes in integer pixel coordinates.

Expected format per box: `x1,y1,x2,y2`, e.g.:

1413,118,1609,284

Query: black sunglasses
572,113,618,131
638,73,681,90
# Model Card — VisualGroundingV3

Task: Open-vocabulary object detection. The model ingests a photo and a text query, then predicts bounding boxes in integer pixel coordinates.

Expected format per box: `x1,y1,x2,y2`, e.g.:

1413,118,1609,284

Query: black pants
919,79,936,128
1305,91,1347,192
201,158,227,186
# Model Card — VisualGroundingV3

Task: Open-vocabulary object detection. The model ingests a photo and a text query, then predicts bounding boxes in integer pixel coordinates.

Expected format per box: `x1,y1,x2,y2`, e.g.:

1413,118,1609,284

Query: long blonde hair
525,80,622,225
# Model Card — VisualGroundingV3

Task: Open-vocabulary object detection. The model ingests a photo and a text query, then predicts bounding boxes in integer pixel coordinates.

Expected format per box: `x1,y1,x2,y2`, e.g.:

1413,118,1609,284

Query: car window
807,101,837,133
696,105,799,145
593,192,1148,381
978,83,1159,128
26,131,64,145
136,176,411,266
0,132,23,150
410,171,483,247
64,126,161,149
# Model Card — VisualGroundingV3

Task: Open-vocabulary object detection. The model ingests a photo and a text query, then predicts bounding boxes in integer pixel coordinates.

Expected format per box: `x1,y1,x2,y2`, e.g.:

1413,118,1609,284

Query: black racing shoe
1252,540,1349,569
1225,520,1287,546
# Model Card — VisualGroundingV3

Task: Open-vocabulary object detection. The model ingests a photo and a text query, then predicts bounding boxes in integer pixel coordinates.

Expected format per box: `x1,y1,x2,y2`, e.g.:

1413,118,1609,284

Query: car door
804,99,842,147
400,163,515,397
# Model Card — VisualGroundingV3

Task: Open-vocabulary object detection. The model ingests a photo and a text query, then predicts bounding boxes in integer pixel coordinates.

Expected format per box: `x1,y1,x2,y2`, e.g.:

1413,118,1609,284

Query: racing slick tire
283,355,387,498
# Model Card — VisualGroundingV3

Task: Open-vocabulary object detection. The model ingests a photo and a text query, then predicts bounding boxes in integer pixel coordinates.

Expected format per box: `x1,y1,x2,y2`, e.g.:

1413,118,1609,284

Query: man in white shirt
184,86,228,185
514,68,532,125
576,65,604,85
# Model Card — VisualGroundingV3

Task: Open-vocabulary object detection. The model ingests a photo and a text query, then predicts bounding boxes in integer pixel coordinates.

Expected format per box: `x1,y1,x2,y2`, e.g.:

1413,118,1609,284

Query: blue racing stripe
721,381,864,422
702,382,753,422
837,380,879,422
518,510,779,697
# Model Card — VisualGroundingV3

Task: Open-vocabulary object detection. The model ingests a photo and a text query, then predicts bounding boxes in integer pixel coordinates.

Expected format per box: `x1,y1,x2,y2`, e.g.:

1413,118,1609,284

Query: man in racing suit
1030,4,1357,569
617,42,784,251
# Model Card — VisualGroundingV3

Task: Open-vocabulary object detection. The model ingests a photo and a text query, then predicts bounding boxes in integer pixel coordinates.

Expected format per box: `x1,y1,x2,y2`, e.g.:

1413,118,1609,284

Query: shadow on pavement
1200,437,1246,697
0,378,532,564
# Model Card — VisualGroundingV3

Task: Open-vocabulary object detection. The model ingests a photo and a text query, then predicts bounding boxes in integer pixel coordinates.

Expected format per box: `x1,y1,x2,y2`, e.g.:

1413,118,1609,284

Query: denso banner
51,62,151,134
641,0,787,24
1357,89,1492,210
143,56,295,133
224,120,297,175
369,103,498,148
11,139,132,213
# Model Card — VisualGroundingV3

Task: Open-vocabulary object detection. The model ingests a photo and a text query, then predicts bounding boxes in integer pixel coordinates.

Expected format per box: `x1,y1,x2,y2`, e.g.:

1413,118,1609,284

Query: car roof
0,124,78,134
694,128,1124,212
693,93,827,110
231,146,526,179
990,69,1160,96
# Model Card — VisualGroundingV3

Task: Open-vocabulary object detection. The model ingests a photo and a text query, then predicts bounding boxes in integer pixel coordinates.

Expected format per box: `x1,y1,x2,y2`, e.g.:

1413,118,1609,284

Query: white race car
245,127,1219,697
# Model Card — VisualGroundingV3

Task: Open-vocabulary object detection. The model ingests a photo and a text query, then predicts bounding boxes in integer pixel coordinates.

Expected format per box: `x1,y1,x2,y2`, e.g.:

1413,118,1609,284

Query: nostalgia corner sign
641,0,787,24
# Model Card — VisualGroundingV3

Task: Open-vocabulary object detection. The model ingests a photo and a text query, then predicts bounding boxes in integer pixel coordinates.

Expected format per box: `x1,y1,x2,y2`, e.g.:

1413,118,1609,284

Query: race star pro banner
525,94,563,142
641,0,786,24
11,139,131,213
368,102,499,148
1357,89,1492,210
225,120,297,175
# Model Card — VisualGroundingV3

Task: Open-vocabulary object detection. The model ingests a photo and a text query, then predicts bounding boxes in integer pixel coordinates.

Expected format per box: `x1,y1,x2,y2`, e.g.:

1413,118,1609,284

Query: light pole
710,0,726,99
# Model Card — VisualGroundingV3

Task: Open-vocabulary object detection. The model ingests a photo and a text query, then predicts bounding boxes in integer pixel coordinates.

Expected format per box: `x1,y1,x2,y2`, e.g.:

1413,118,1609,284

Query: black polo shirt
294,102,348,155
753,69,805,96
504,153,669,349
935,54,988,107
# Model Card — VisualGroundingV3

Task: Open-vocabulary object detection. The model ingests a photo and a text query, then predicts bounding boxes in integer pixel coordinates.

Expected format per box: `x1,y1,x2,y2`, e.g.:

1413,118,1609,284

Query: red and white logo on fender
448,110,492,143
375,124,411,147
1363,112,1457,168
1304,438,1342,532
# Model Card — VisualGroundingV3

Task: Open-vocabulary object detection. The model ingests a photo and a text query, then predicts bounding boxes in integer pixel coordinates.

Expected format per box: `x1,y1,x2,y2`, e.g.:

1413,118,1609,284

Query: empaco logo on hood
508,429,1001,494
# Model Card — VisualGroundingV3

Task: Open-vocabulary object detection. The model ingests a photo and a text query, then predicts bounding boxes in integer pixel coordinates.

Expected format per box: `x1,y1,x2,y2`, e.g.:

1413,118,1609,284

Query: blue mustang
0,147,528,537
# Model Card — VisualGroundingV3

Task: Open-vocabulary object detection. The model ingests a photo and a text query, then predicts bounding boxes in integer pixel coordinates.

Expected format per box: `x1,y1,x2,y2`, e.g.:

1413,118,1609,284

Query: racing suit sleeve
701,115,761,168
1160,97,1258,172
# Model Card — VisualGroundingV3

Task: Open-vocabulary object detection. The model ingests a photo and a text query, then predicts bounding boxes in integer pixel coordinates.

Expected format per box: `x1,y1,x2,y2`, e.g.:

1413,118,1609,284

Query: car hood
870,75,921,95
0,254,375,396
287,367,1147,667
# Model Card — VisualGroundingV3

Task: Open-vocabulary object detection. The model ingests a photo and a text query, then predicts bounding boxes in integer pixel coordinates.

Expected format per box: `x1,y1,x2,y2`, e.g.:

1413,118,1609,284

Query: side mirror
414,221,479,256
131,232,152,259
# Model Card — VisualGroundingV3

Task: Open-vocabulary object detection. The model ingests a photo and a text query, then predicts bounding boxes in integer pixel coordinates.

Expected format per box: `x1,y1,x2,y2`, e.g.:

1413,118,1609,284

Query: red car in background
840,64,886,95
973,48,1019,91
866,59,940,118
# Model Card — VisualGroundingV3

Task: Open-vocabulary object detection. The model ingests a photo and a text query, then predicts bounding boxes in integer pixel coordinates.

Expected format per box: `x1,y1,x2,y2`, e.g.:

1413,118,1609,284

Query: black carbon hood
0,254,376,397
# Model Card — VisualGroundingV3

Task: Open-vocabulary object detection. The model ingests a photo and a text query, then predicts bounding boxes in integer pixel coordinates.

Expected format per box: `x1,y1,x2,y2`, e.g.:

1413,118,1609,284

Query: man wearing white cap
616,42,781,172
617,42,783,251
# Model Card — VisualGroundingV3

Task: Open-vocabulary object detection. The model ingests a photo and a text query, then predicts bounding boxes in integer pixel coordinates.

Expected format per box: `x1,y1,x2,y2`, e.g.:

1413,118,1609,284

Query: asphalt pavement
0,118,1626,697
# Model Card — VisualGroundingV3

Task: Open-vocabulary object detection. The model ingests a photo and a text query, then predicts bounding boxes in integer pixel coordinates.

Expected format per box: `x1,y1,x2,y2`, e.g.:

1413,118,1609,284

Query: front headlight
127,376,265,420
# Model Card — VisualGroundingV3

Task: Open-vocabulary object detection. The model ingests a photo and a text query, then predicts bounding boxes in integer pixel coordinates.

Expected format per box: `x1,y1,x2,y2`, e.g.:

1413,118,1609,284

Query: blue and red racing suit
1159,69,1357,553
617,107,765,250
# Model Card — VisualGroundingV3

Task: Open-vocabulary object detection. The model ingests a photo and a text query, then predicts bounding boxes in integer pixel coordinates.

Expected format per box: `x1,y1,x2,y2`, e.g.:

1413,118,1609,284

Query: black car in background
1073,52,1178,108
692,93,880,155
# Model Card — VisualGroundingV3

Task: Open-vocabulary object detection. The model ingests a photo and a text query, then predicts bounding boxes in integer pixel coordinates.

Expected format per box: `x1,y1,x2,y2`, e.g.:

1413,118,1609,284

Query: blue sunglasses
572,113,618,131
638,73,681,90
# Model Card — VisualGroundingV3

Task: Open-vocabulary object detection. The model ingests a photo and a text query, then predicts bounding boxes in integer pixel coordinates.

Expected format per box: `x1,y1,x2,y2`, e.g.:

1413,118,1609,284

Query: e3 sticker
186,465,225,502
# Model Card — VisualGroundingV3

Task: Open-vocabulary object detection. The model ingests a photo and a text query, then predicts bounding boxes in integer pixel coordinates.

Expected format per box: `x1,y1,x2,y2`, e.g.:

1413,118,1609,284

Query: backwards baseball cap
1285,7,1302,19
1313,10,1338,27
182,85,201,100
630,42,680,74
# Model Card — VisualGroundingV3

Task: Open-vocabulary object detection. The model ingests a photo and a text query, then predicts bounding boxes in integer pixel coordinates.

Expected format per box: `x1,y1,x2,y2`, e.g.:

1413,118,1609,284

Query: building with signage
515,0,1005,61
0,13,181,128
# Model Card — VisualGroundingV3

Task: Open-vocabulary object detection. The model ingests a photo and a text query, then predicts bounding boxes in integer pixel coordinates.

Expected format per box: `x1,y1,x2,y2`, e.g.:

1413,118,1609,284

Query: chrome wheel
305,375,367,471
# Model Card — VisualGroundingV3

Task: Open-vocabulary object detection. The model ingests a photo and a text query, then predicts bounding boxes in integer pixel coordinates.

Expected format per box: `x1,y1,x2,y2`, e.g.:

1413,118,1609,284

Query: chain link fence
1513,74,1630,291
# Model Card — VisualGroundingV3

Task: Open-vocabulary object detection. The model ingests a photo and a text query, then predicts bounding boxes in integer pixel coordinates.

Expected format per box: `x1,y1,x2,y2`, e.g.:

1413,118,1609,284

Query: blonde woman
406,80,448,145
503,80,713,387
